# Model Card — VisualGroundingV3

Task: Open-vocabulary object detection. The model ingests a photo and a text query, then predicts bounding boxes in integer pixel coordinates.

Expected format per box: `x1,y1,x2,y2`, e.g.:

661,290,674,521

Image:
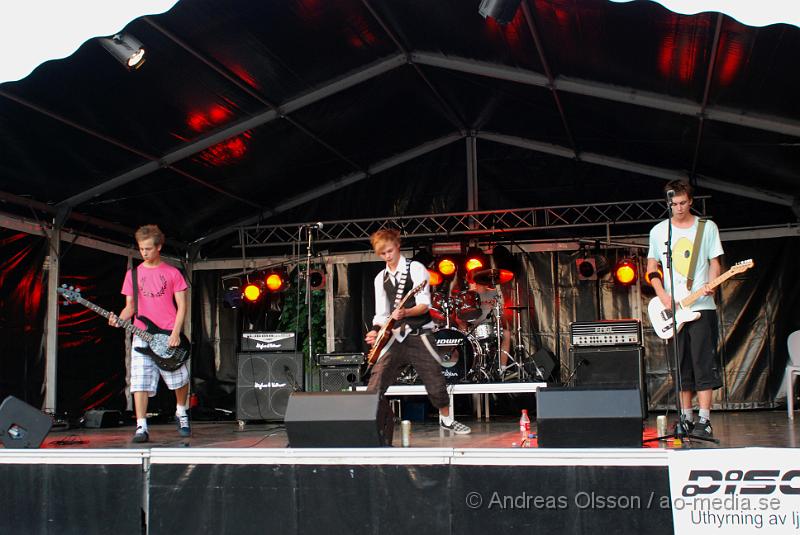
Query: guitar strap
131,263,139,319
387,259,410,309
685,218,707,291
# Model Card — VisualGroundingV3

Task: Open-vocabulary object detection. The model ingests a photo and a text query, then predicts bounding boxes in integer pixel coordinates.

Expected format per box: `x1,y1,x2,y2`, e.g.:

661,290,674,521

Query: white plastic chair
787,331,800,419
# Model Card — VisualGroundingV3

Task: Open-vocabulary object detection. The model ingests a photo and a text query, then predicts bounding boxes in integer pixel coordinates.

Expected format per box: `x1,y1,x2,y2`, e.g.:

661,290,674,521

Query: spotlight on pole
98,33,146,70
478,0,523,24
243,282,263,302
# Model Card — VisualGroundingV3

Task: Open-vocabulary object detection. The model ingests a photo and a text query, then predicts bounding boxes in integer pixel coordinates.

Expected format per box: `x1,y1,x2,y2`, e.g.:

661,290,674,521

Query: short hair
135,224,165,246
370,228,401,252
665,179,693,200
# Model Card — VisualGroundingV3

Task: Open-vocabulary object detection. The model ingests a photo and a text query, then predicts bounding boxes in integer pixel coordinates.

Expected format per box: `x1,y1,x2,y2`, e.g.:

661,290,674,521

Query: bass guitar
647,259,754,340
57,285,190,371
365,280,428,370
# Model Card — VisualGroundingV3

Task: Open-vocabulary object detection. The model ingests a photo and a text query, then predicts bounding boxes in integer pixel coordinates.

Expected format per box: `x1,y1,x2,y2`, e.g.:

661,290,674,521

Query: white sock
136,418,148,431
175,404,187,417
698,409,710,421
681,409,694,422
440,413,453,425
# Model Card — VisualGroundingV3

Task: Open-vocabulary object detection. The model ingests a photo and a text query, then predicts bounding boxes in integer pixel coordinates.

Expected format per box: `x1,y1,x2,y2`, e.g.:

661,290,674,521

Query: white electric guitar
648,259,754,340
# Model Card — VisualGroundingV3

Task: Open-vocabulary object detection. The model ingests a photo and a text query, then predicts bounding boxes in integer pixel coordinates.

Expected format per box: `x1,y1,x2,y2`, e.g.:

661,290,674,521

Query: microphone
303,222,323,229
666,189,675,199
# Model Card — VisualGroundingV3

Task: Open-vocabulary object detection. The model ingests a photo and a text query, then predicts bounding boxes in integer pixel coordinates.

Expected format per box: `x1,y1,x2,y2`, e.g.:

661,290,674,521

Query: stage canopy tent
1,0,798,256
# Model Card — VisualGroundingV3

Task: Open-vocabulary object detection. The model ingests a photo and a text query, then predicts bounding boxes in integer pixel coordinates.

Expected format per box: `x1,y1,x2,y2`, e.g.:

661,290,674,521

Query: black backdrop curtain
0,230,47,408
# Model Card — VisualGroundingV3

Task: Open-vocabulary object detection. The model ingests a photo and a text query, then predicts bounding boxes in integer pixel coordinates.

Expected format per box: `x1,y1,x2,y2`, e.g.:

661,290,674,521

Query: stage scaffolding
236,197,708,249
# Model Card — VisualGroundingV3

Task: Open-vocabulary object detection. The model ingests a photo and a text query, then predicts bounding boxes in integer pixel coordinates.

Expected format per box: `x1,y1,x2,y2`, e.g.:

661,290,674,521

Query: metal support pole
43,227,60,412
466,136,479,212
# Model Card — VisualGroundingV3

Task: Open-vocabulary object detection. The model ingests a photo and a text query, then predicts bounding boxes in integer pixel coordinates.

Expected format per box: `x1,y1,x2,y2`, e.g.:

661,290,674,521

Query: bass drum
430,328,482,384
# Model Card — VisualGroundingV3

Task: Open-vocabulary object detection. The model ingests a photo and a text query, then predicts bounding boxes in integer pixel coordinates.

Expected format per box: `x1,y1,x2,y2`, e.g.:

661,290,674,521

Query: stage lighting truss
237,198,707,249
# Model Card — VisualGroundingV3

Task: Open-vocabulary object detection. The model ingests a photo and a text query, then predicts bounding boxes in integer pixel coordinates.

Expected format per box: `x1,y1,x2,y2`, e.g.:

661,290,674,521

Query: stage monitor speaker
84,409,122,428
284,392,392,447
319,366,361,392
536,387,643,448
0,396,53,449
570,345,647,417
237,352,303,421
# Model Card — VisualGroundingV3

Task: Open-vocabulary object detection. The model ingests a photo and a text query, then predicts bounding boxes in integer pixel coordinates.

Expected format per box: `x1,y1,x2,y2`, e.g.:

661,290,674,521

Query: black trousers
367,333,450,409
672,309,723,392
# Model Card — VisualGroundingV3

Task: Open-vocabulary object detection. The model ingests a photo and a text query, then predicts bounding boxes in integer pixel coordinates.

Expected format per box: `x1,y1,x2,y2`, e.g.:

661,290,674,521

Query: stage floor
31,409,800,450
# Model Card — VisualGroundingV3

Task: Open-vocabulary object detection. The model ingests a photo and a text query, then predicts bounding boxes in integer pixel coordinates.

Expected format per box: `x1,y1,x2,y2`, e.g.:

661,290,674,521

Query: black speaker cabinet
536,387,643,448
237,352,304,421
570,345,647,417
285,392,392,447
84,409,122,428
0,396,53,449
319,366,361,392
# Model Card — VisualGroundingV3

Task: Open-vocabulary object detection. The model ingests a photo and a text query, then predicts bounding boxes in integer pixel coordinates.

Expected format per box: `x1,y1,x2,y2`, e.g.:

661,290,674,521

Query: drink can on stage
401,420,411,447
656,415,667,437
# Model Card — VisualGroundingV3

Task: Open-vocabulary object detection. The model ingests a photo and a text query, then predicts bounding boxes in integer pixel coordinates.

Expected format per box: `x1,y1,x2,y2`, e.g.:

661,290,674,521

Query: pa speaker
570,346,647,417
536,387,643,447
237,352,303,421
285,392,392,447
319,366,361,392
0,396,52,449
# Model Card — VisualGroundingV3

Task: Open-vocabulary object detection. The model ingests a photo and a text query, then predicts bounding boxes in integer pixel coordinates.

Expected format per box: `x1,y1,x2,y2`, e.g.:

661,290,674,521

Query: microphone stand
303,223,321,392
644,193,718,445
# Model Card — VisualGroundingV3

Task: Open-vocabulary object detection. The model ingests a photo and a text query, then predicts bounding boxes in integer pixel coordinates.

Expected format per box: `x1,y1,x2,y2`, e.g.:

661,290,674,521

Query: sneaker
176,414,190,437
690,418,713,439
440,418,472,435
132,427,149,443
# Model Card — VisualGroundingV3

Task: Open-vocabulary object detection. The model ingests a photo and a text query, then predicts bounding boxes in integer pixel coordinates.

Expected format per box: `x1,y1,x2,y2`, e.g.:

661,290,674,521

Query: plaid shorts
130,336,189,396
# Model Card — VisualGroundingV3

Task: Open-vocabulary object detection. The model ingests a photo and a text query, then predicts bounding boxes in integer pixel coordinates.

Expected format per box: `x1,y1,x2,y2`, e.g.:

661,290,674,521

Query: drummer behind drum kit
398,267,542,385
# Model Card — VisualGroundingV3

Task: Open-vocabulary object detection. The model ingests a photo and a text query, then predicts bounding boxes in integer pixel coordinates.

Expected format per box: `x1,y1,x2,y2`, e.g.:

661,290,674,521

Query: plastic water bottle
519,409,530,445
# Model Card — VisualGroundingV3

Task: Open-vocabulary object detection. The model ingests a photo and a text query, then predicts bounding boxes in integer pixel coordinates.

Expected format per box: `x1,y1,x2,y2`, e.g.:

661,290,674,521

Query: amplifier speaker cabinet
284,392,392,447
236,352,304,421
319,366,361,392
0,396,52,449
569,346,647,417
536,387,643,447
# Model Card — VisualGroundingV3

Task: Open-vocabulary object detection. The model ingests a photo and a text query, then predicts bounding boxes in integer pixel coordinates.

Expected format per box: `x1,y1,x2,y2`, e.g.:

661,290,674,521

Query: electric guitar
647,259,754,340
57,285,191,371
365,280,428,370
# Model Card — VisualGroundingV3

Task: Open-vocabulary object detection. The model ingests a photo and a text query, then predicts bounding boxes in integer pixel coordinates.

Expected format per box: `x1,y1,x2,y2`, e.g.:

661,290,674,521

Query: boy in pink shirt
110,225,189,443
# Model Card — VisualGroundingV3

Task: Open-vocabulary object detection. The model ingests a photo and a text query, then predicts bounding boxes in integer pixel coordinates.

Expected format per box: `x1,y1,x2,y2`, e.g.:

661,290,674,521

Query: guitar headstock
57,284,82,303
730,259,754,275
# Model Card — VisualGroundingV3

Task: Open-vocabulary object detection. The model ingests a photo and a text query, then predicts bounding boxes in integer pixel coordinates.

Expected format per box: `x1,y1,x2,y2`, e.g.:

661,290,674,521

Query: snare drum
430,328,482,383
456,290,482,322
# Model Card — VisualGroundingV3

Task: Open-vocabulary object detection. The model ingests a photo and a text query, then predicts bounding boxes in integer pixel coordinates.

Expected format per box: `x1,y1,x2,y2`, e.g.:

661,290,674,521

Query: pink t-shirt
122,262,188,331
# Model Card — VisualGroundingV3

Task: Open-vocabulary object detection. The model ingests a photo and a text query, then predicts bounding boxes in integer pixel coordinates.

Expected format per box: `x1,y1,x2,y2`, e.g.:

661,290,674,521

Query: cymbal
505,305,534,310
471,268,514,286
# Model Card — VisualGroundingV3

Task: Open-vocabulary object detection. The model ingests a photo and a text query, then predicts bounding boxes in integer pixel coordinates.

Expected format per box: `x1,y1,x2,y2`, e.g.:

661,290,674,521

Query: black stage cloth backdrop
327,237,800,410
58,244,129,415
0,230,47,407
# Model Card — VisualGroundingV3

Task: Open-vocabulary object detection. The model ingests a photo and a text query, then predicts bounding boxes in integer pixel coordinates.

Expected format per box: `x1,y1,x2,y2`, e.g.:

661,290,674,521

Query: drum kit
399,268,541,385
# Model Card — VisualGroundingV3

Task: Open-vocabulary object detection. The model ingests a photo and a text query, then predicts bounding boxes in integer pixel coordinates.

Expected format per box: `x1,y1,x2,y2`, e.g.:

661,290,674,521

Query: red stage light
428,270,443,287
243,283,261,302
465,257,484,272
438,258,457,277
265,273,285,292
614,260,637,286
497,269,514,284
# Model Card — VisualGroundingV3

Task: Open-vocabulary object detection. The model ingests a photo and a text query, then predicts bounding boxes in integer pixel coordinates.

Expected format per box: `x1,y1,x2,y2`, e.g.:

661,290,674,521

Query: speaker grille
319,366,361,392
236,352,303,421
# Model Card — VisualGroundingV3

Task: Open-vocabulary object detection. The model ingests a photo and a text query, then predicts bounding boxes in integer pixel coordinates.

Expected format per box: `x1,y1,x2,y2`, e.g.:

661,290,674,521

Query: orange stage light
243,283,262,302
614,260,637,286
438,258,457,277
265,273,285,291
428,270,443,287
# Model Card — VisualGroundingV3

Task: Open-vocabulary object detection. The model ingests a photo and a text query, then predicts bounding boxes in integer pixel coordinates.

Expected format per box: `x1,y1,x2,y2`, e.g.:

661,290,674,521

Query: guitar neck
74,296,152,342
680,268,735,308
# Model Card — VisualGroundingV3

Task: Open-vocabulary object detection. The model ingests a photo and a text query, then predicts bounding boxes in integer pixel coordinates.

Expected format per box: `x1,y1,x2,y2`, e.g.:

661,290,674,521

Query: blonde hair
135,224,165,246
370,228,401,252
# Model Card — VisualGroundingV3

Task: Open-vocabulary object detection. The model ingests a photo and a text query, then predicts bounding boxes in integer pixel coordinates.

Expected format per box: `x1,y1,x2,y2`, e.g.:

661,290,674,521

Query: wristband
646,271,662,284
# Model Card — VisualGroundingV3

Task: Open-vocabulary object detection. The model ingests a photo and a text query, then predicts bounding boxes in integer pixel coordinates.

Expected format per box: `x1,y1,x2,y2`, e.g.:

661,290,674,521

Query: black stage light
98,33,146,70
